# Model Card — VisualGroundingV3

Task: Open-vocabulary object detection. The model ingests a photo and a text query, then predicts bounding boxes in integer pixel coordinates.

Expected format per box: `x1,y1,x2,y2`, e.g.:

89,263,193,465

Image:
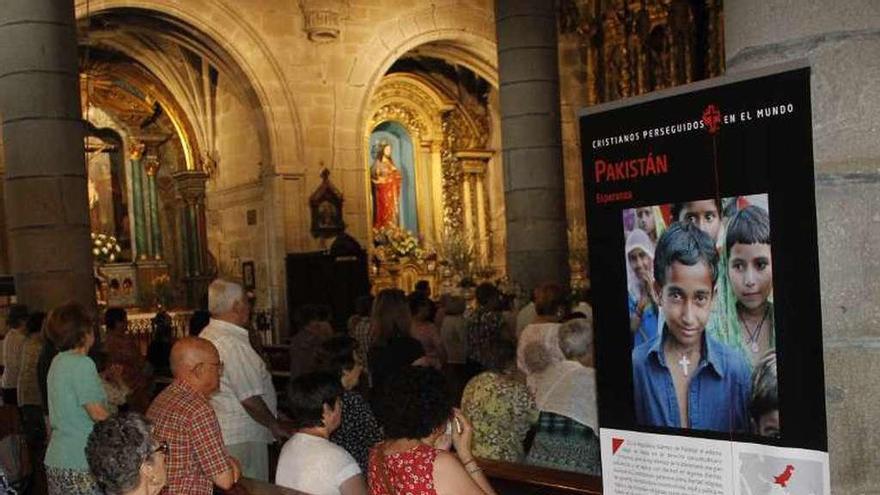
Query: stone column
496,0,569,292
129,142,148,259
725,2,880,493
0,0,94,310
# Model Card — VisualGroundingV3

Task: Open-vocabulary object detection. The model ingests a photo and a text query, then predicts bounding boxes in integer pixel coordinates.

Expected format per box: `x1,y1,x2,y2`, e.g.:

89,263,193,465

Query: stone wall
205,77,270,306
726,1,880,492
0,133,7,273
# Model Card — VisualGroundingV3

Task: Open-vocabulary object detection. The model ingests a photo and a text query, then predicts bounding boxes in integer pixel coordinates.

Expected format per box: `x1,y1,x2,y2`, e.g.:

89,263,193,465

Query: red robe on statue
372,159,403,229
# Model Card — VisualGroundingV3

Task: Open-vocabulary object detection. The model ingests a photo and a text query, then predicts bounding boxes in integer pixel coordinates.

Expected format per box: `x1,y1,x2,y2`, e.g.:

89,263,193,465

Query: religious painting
242,261,255,290
622,194,778,436
309,168,345,239
85,131,132,262
86,138,122,237
369,121,419,236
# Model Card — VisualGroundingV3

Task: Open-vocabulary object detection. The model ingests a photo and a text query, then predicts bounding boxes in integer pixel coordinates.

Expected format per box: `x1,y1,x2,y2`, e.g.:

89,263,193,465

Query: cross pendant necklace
740,305,770,353
678,354,691,376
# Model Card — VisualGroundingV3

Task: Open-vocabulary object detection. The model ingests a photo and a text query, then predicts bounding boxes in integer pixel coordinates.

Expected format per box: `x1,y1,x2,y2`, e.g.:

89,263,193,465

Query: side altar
362,72,504,294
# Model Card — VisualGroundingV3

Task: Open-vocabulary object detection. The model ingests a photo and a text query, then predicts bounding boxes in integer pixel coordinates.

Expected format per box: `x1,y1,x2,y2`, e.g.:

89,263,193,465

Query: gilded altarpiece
81,63,211,309
561,0,724,105
558,0,723,290
365,73,496,294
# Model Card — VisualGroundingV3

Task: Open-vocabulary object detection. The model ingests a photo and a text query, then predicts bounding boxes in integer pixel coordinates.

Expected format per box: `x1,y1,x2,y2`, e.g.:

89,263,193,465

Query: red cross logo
702,104,722,134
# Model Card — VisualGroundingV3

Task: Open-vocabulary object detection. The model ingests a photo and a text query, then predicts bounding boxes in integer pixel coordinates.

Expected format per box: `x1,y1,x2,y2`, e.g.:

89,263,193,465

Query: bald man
147,337,241,494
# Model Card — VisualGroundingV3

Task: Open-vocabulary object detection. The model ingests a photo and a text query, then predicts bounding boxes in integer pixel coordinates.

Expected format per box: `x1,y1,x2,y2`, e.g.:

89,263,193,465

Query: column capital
143,154,161,176
455,150,492,175
129,141,145,160
172,169,209,204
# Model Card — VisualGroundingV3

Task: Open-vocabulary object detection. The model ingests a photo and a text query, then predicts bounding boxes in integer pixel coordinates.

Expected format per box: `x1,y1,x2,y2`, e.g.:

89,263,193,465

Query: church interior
0,0,877,494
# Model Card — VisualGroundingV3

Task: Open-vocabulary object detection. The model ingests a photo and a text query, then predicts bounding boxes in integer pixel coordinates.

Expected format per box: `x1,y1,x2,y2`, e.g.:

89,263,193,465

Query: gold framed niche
363,72,497,293
364,73,454,251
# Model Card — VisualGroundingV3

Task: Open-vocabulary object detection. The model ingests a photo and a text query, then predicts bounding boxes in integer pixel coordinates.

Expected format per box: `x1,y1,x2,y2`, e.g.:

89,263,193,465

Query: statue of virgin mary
371,141,403,229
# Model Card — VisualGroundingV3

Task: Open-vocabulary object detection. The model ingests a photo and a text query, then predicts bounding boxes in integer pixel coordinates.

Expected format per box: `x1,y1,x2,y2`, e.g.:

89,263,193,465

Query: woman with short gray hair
558,317,594,362
86,413,167,495
524,317,600,475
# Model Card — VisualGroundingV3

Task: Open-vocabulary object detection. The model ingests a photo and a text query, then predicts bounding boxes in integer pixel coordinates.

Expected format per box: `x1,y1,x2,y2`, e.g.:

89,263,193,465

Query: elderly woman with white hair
523,317,600,475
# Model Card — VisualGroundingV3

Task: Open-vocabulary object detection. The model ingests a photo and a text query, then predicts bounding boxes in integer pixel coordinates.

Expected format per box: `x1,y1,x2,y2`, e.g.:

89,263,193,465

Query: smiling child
632,222,751,432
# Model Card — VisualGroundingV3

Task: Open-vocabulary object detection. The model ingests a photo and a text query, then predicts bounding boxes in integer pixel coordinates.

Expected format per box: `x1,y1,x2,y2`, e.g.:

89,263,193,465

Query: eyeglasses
193,361,224,373
153,441,169,456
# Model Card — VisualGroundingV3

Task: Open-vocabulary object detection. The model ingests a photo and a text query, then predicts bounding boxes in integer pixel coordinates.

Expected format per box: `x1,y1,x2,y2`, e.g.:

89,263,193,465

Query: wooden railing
225,464,602,495
481,458,603,495
120,309,278,352
126,310,192,339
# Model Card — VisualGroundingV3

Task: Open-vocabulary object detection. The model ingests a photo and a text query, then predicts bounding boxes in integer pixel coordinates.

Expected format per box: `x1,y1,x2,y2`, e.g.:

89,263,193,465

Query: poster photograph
624,194,777,437
580,62,830,495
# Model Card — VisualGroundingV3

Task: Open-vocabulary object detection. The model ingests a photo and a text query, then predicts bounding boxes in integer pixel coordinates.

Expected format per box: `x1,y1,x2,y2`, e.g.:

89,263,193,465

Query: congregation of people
0,198,783,495
0,274,600,495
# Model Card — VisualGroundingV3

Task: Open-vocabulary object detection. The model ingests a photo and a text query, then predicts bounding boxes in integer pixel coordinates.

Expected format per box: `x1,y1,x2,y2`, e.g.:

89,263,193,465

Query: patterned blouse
525,411,601,475
368,443,438,495
17,335,43,406
461,371,538,462
331,390,384,475
465,308,505,369
349,316,373,369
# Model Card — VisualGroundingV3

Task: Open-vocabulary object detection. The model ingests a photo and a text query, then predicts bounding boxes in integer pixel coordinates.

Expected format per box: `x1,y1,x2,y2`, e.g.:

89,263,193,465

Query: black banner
580,63,828,494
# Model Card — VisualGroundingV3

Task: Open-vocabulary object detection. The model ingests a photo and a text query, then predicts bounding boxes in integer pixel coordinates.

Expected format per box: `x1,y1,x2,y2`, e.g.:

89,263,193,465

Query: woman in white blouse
275,372,367,495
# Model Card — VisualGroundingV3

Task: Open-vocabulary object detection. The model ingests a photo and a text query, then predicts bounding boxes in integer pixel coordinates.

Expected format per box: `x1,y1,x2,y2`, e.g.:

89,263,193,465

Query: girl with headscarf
625,228,660,347
633,206,667,247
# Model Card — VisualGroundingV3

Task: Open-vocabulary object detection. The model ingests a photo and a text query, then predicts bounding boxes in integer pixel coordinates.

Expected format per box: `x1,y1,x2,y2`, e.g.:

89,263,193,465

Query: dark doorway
285,234,370,333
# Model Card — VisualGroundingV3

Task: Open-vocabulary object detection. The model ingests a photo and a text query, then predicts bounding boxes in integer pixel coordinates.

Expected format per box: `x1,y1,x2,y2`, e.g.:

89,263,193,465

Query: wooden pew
481,458,603,495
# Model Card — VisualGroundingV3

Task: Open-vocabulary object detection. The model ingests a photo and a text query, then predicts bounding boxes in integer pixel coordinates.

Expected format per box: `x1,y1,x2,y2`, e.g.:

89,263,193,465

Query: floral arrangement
438,228,475,278
373,225,427,260
91,233,122,264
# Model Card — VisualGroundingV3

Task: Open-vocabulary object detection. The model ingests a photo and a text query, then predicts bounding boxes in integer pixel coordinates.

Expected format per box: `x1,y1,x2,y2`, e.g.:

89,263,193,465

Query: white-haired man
200,279,288,481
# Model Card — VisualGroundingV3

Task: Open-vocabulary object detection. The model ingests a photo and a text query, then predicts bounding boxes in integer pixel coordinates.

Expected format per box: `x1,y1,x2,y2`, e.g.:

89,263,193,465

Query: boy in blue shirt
632,221,751,432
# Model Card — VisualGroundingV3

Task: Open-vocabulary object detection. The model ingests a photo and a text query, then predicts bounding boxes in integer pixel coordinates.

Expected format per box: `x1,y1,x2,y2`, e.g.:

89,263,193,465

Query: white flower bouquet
91,232,122,264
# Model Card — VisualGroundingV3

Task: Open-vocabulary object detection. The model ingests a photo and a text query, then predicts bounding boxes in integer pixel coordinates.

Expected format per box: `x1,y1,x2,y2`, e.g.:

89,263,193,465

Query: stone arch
344,2,498,147
367,73,455,142
75,0,304,171
340,3,499,244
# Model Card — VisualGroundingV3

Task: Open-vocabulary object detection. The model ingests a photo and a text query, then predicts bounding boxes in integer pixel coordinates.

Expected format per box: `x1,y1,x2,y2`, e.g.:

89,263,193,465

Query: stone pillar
496,0,569,292
725,2,880,493
0,0,95,310
129,142,148,259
